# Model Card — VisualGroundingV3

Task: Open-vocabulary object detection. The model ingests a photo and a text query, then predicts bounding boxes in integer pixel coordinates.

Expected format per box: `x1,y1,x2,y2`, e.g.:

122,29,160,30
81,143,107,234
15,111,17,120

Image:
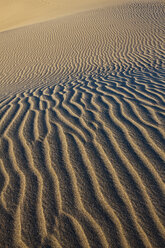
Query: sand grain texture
0,1,165,247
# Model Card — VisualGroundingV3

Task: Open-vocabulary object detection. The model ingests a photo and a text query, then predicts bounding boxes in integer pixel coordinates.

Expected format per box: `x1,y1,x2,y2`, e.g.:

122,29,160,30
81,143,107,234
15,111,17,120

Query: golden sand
0,0,165,247
0,0,138,32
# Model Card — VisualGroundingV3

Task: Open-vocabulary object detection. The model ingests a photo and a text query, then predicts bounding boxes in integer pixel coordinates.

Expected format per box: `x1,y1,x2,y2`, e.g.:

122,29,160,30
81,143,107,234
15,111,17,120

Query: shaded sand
0,1,165,248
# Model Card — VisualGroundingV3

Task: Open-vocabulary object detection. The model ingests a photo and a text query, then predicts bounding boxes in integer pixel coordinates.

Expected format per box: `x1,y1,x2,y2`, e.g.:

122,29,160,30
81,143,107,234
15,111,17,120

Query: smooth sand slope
0,1,165,248
0,0,140,32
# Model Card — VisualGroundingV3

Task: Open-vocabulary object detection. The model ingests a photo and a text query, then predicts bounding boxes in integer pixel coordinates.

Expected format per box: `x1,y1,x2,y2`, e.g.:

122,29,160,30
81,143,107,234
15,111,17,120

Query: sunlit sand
0,0,164,247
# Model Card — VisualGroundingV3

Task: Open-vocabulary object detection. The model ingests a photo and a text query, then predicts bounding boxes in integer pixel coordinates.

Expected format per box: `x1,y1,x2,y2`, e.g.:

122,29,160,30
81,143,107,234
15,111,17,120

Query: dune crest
0,1,165,247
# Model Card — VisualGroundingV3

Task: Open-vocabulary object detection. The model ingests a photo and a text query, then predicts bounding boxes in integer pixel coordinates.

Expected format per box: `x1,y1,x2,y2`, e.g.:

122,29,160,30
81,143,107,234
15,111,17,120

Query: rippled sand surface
0,1,165,247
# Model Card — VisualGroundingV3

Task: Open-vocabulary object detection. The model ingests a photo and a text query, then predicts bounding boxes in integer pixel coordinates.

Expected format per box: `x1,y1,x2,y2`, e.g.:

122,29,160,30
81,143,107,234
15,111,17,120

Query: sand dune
0,0,144,32
0,1,165,247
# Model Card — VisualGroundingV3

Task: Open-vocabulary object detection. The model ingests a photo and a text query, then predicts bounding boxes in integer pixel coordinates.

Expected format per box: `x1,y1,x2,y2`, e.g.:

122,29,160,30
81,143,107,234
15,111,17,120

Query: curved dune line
43,137,63,228
99,88,164,156
18,146,48,244
74,134,151,248
96,78,157,106
0,2,164,247
69,85,101,132
78,111,99,135
95,117,164,245
5,137,26,247
46,126,104,246
107,95,165,193
94,140,153,248
65,132,129,246
0,96,16,110
91,91,164,242
0,2,162,96
0,139,21,207
28,95,46,141
54,107,88,142
0,159,10,209
100,97,165,238
2,98,48,245
57,124,109,248
0,138,27,246
143,85,165,104
60,96,95,138
68,123,150,247
40,95,54,109
12,208,28,248
46,235,63,248
107,94,165,167
63,212,91,248
60,94,81,119
49,108,86,144
69,82,98,120
0,101,19,136
28,95,40,111
81,91,97,111
33,110,40,141
0,102,28,245
122,97,160,127
74,121,152,247
100,82,160,114
21,109,36,143
45,118,84,213
18,102,48,240
63,91,82,117
44,109,62,214
130,82,165,105
122,99,165,166
28,108,61,235
0,106,10,124
92,73,161,106
51,91,64,109
133,101,165,128
147,89,165,104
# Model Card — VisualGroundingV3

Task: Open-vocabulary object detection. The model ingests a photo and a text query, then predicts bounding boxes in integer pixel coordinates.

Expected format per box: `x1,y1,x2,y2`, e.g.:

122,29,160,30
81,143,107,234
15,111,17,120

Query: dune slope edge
0,2,165,248
0,0,151,32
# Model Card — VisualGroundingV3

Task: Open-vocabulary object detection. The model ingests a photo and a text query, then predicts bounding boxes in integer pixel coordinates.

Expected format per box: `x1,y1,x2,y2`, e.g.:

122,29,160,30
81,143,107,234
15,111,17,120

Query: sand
0,0,165,247
0,0,135,32
0,0,155,32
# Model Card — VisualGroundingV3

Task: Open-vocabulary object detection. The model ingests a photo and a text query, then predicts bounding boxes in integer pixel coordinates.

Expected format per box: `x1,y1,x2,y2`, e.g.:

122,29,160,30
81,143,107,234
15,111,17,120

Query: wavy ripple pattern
0,2,165,248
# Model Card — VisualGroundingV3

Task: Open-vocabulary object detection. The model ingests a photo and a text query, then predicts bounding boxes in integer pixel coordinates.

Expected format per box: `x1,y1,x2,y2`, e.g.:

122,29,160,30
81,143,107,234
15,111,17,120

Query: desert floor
0,0,165,247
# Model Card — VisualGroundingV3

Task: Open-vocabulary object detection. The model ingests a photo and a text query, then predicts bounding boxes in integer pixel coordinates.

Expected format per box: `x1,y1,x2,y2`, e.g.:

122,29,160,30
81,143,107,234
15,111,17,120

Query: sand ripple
0,2,165,248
